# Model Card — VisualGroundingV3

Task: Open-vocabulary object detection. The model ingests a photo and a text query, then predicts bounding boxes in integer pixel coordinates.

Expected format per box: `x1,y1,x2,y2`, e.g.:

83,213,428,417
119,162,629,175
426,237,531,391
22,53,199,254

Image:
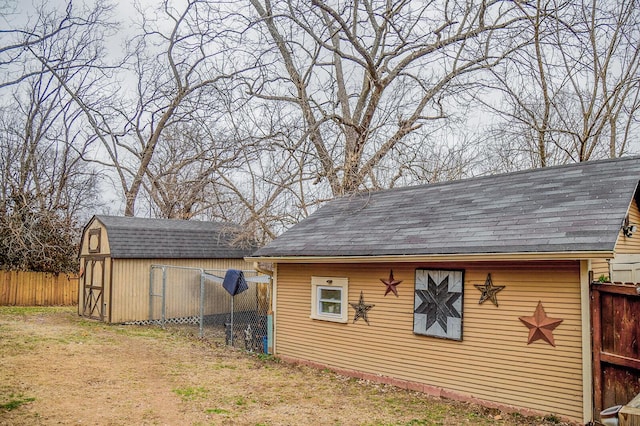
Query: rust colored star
519,301,563,347
380,269,402,297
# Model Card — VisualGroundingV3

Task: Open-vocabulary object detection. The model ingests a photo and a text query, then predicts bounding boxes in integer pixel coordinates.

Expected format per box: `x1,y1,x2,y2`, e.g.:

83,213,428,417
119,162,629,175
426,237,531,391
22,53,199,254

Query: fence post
149,266,154,322
230,295,234,346
161,266,167,328
199,269,204,338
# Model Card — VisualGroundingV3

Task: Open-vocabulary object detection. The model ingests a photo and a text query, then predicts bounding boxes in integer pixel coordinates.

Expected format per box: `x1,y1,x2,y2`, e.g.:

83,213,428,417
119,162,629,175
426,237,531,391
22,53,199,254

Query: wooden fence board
0,272,8,304
0,271,78,306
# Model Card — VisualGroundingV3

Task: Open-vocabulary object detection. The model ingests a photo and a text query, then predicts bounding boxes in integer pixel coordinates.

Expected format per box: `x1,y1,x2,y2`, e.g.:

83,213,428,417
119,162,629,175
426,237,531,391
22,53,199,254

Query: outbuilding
79,215,255,324
248,156,640,424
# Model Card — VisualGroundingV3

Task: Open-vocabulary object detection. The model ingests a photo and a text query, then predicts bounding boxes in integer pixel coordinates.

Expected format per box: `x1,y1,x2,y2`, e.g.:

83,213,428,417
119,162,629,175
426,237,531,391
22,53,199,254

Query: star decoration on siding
350,291,375,325
474,274,505,307
414,275,461,333
519,301,563,347
380,269,402,297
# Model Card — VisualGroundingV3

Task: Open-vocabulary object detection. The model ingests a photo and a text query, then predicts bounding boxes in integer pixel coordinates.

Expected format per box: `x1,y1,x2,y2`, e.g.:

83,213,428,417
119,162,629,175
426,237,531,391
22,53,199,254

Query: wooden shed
79,215,255,324
247,156,640,424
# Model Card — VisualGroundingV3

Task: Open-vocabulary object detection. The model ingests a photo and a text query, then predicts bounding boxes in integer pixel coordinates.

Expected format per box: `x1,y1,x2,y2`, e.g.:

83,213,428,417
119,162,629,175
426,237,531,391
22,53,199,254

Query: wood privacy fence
0,271,79,306
591,282,640,422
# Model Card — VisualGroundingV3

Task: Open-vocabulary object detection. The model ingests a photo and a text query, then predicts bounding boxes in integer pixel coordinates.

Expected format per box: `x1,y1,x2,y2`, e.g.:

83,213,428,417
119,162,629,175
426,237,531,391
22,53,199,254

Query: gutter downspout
581,259,594,424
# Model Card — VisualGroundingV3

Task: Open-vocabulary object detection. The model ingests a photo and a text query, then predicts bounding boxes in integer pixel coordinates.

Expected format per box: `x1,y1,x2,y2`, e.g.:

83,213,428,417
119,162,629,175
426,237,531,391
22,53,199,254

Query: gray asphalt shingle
252,156,640,258
93,215,256,259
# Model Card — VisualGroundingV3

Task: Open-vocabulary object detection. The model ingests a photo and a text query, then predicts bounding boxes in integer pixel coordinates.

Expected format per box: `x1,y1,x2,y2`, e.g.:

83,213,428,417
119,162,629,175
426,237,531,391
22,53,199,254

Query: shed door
81,257,106,321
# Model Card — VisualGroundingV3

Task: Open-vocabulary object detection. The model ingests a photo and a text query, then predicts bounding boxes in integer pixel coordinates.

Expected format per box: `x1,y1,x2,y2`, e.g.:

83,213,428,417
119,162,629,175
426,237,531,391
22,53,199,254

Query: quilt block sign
414,269,464,340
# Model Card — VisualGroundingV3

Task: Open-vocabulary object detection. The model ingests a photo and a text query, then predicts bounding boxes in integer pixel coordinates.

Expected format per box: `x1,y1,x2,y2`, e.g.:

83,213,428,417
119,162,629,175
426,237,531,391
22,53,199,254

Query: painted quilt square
414,269,464,340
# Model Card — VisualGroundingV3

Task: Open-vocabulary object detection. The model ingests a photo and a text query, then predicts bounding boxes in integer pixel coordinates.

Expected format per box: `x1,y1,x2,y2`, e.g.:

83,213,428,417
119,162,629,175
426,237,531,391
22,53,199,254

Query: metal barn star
350,291,375,325
474,273,505,307
519,301,563,347
380,269,402,297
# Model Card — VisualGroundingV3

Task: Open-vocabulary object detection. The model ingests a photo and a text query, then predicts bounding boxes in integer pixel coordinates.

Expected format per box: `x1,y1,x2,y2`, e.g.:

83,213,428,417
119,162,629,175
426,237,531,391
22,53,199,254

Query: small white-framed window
311,276,348,323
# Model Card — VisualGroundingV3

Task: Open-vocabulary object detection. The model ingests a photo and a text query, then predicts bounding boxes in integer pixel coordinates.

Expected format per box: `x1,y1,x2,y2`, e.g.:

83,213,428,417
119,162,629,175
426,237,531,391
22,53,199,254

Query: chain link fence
147,265,271,353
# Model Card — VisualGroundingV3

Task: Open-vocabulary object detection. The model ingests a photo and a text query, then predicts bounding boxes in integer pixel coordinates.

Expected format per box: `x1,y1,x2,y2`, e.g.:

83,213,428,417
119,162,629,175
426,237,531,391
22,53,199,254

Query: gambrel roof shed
79,215,256,324
86,215,256,259
251,156,640,260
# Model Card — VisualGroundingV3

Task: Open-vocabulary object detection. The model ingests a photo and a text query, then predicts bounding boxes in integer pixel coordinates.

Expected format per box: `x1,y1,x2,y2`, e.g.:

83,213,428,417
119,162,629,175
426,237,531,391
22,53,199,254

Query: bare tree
479,0,640,169
0,0,113,271
140,95,313,242
243,0,531,197
142,119,248,220
0,0,116,89
92,0,255,216
211,143,316,243
0,68,100,272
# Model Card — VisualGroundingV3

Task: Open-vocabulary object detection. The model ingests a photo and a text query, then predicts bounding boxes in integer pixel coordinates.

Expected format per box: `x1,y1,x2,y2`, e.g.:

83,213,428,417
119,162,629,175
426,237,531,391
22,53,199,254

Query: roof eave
245,250,614,264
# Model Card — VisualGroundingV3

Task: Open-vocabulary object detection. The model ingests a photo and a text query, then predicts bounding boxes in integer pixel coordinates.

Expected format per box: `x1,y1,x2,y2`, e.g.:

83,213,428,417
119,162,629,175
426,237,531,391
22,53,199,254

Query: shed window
87,228,101,253
311,276,348,323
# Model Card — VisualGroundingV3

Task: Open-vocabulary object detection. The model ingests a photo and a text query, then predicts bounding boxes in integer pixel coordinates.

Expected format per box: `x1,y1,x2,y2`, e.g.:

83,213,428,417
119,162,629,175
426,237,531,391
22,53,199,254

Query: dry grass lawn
0,307,574,425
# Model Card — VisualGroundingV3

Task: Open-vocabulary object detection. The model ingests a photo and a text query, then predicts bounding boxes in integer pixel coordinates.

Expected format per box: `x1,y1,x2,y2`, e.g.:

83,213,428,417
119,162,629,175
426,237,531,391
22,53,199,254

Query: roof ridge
341,155,640,200
95,215,241,228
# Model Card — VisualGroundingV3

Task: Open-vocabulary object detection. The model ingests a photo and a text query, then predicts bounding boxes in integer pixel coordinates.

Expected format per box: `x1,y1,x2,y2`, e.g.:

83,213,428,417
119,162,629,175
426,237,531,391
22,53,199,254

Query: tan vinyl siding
615,198,640,254
590,259,610,281
592,198,640,281
274,261,583,422
110,258,250,323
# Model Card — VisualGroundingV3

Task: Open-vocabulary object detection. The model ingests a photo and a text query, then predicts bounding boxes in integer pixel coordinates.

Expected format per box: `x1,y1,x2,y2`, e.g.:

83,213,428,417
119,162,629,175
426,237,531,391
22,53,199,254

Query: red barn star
380,269,402,297
519,301,563,347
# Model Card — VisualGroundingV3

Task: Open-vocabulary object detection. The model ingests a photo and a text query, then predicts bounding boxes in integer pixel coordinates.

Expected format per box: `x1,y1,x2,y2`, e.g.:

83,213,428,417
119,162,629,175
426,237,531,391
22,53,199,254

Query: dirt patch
0,307,573,425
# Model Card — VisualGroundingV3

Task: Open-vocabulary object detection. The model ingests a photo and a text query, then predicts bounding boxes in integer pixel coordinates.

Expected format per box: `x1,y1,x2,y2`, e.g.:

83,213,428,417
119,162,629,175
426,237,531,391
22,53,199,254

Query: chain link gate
148,265,271,353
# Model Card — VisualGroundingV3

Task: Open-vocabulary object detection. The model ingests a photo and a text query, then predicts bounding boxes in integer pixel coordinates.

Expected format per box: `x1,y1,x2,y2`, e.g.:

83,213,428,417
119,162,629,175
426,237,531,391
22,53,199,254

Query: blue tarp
222,269,248,296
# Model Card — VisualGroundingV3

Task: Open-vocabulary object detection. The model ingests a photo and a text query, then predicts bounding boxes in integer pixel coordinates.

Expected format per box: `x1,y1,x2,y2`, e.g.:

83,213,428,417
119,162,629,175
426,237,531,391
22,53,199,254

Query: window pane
320,288,341,301
320,301,341,315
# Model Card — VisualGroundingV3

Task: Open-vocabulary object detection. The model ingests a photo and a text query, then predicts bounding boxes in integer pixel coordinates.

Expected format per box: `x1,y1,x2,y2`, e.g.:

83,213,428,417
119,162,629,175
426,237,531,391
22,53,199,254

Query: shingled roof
90,215,256,259
251,156,640,260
